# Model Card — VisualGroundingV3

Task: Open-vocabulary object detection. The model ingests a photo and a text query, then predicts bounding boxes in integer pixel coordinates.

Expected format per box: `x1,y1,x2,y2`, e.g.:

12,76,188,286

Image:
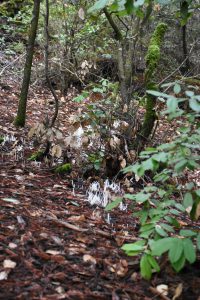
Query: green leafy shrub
54,163,72,174
106,83,200,279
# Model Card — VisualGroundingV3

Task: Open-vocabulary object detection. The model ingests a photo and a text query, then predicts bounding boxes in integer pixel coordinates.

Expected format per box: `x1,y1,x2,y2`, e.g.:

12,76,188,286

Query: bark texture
136,23,167,150
14,0,40,127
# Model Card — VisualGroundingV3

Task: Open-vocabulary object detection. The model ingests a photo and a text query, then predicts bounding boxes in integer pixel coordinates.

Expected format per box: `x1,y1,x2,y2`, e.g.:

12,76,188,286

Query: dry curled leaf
51,145,62,158
3,259,17,269
172,283,183,300
46,250,62,256
0,270,10,281
78,7,85,20
83,254,97,265
120,158,126,169
68,215,86,222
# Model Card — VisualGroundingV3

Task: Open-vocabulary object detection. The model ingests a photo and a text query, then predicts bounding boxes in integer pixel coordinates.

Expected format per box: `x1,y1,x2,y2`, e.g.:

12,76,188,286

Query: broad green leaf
174,83,181,94
195,189,200,197
186,91,194,97
151,238,174,256
140,210,148,225
154,172,170,182
170,209,180,216
140,148,158,156
137,166,145,177
140,229,154,239
164,216,180,228
172,254,185,272
147,255,160,272
105,197,122,211
183,238,196,263
140,223,155,232
135,193,151,203
142,158,155,171
125,0,134,13
175,203,185,212
88,0,109,13
189,98,200,112
140,254,152,280
174,159,187,173
179,230,197,237
169,238,183,264
183,192,193,209
155,225,168,237
134,0,145,7
186,182,195,190
121,240,146,253
167,97,178,113
187,160,200,170
146,90,171,98
124,194,135,200
160,223,174,233
152,152,168,162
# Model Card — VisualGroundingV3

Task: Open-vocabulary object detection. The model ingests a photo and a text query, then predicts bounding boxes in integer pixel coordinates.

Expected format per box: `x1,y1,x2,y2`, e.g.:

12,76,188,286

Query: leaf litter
0,78,200,299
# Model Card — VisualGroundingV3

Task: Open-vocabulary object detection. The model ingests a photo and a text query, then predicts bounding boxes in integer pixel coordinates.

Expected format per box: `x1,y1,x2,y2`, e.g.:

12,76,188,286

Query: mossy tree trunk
135,23,167,151
14,0,40,127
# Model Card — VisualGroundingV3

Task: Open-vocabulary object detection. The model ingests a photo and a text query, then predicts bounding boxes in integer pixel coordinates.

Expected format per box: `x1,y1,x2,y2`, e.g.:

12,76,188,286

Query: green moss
28,150,43,161
0,136,4,144
13,115,25,127
145,23,167,82
136,23,167,148
54,163,72,174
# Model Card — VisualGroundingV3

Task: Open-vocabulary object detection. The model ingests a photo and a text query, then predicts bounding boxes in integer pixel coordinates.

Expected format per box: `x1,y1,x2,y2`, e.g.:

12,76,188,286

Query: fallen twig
47,216,88,232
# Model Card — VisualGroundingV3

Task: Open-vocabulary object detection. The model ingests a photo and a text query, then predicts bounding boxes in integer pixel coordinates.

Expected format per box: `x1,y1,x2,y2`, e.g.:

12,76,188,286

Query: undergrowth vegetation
1,0,200,284
106,84,200,279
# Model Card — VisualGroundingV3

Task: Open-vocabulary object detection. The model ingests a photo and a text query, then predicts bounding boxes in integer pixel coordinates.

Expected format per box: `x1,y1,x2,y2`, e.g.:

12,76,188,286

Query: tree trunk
135,23,167,151
103,8,134,106
181,24,190,75
14,0,40,127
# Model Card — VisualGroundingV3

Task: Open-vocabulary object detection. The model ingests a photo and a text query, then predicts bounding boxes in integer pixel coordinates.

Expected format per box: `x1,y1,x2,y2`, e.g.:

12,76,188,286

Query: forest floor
0,73,200,300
